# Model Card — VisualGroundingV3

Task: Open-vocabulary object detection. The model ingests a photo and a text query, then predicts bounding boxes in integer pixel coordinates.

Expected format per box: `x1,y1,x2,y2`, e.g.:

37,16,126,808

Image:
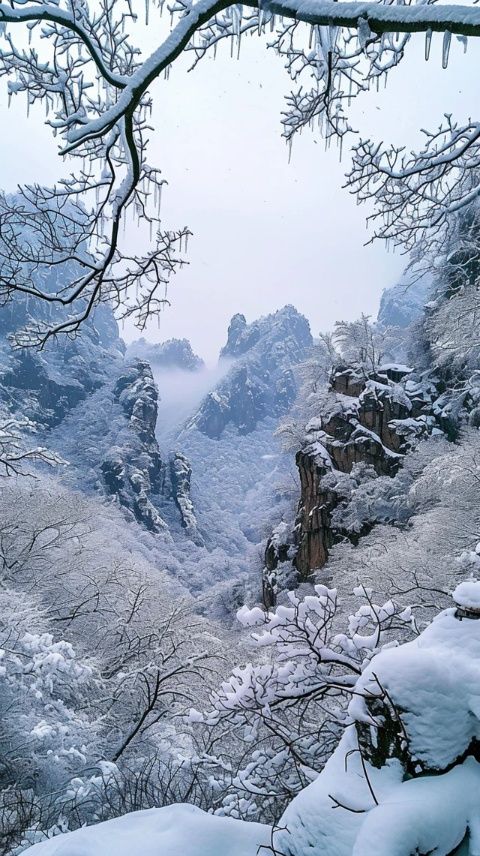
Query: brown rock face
293,365,436,580
293,450,336,579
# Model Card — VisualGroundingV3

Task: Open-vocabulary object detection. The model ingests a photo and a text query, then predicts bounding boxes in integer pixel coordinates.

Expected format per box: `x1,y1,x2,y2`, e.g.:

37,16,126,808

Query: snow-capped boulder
276,587,480,855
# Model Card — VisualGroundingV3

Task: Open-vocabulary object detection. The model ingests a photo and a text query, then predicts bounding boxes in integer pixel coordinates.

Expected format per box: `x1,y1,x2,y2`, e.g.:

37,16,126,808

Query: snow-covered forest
2,0,480,853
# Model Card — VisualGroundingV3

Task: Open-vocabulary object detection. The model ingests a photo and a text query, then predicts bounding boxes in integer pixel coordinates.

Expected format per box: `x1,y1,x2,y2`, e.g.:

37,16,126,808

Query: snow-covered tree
190,584,416,821
0,417,62,476
277,339,335,451
1,0,480,342
333,315,389,373
0,477,225,852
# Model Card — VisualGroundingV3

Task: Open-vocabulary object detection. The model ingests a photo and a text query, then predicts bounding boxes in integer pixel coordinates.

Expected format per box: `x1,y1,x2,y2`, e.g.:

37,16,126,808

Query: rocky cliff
190,306,313,439
0,283,172,532
267,363,440,587
0,302,124,429
99,360,168,532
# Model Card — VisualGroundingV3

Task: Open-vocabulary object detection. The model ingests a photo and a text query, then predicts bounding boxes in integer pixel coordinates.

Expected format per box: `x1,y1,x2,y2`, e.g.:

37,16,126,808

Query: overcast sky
0,23,479,362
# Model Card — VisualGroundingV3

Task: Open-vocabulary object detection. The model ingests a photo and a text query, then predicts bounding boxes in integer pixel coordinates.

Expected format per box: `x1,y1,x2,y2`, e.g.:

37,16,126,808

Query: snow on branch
188,584,416,818
1,0,480,341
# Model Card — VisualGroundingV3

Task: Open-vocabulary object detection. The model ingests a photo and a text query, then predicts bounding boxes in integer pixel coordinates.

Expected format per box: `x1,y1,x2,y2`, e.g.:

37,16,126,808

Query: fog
152,361,233,444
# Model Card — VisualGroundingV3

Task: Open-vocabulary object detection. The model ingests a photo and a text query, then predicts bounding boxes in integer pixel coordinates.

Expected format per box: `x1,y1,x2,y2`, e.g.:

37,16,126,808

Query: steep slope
261,275,445,601
293,363,440,578
148,306,314,604
0,296,314,613
0,300,124,429
190,306,312,438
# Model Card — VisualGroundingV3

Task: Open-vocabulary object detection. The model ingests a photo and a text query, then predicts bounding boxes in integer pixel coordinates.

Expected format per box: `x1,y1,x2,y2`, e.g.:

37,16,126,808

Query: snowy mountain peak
191,306,313,438
126,337,205,371
377,273,433,330
220,305,312,364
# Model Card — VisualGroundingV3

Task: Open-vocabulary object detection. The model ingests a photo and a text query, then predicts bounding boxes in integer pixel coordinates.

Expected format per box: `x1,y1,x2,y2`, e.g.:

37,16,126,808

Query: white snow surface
350,607,480,771
276,727,404,856
352,758,480,856
275,606,480,855
21,804,271,856
453,579,480,609
20,602,480,856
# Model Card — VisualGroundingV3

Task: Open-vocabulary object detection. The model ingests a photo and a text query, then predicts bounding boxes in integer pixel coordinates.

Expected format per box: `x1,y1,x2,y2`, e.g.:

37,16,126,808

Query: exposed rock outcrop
0,303,124,428
191,306,313,439
169,452,204,545
262,521,297,608
293,364,439,580
100,360,167,532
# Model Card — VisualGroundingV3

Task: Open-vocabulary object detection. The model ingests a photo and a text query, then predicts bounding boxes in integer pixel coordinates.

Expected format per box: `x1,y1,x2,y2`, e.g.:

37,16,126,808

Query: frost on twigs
0,0,191,346
191,584,416,820
0,188,190,348
1,0,477,343
346,112,480,276
0,417,64,476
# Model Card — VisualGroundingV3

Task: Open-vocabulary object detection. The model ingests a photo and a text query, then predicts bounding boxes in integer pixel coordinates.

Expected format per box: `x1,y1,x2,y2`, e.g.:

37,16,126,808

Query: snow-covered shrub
277,584,480,856
190,585,416,822
0,588,101,854
332,314,405,374
0,477,228,851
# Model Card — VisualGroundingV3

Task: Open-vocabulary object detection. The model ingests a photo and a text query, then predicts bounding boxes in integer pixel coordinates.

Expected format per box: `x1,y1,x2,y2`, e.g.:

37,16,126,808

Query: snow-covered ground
21,804,271,856
21,588,480,856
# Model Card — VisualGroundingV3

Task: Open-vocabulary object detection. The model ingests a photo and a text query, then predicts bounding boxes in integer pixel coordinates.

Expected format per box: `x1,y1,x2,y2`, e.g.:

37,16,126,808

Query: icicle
328,25,338,52
442,30,451,69
257,8,265,35
309,24,314,50
145,0,149,26
424,28,432,61
237,31,242,60
456,34,468,54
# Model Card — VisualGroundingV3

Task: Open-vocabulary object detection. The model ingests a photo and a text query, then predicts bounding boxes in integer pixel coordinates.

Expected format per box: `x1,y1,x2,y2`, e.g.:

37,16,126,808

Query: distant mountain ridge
189,306,313,439
126,337,205,371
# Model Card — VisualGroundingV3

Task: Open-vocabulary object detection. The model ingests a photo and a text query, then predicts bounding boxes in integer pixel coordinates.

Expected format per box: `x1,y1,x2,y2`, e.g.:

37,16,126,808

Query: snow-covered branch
1,0,480,341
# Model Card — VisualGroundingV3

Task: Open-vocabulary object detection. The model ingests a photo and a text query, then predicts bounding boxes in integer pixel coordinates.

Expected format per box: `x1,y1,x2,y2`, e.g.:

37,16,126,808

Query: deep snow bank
22,804,271,856
22,592,480,856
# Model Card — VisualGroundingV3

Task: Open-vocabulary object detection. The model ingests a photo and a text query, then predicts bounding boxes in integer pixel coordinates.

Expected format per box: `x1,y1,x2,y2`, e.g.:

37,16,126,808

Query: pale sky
0,23,479,362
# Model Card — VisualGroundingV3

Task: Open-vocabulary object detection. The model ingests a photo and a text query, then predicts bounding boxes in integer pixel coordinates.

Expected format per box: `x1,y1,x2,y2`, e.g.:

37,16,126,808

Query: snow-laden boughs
0,416,63,476
1,0,480,340
190,584,416,821
0,477,228,854
0,587,101,853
